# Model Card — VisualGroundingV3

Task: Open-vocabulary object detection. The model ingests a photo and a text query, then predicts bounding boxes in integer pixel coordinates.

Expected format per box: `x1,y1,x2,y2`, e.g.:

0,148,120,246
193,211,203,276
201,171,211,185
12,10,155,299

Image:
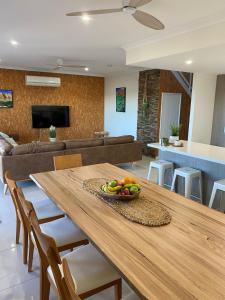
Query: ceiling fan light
185,60,193,65
82,14,91,21
123,6,137,15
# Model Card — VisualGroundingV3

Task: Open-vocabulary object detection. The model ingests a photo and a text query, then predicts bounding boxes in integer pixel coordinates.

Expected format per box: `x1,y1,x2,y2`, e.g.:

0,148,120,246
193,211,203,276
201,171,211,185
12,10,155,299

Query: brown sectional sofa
0,135,143,183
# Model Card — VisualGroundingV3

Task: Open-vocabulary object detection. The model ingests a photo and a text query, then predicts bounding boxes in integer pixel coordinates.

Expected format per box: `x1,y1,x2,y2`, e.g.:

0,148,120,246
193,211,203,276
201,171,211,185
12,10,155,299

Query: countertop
148,141,225,165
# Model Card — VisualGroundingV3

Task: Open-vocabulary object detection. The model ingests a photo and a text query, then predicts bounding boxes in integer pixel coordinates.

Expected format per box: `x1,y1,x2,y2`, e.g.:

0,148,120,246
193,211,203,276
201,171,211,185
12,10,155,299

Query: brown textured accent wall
0,68,104,143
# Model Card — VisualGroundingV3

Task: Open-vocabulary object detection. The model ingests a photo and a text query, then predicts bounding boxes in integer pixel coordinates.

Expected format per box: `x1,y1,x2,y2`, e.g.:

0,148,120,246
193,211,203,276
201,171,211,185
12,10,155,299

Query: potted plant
169,123,182,144
49,125,56,142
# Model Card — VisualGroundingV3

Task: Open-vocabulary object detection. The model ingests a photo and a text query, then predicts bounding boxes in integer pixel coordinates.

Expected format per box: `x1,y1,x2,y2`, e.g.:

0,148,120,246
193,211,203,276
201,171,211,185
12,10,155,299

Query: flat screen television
32,105,70,128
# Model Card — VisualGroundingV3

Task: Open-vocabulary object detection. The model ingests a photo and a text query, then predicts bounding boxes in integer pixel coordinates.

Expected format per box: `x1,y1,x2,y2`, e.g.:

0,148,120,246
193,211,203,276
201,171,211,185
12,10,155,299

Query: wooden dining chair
4,171,22,245
13,186,89,273
28,203,122,300
54,153,83,171
63,260,140,300
5,171,65,265
5,171,65,244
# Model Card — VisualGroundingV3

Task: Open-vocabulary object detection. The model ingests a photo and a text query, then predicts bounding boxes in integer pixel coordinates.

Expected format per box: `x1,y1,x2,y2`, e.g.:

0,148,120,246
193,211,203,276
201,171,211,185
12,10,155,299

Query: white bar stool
147,160,174,187
171,167,203,203
208,179,225,208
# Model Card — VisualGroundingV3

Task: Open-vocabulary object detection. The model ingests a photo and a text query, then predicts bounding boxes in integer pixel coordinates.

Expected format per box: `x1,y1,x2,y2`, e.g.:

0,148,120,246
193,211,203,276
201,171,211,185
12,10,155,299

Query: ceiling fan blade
66,8,122,17
132,10,165,30
63,65,87,68
127,0,152,8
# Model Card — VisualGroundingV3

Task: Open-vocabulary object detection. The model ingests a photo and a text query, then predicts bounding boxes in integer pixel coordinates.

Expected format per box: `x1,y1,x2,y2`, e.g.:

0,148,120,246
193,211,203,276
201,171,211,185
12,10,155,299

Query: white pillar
188,72,217,144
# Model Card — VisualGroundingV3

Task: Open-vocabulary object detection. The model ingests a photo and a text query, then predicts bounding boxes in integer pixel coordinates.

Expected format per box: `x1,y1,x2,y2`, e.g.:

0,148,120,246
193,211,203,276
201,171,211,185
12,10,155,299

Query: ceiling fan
50,59,89,71
66,0,165,30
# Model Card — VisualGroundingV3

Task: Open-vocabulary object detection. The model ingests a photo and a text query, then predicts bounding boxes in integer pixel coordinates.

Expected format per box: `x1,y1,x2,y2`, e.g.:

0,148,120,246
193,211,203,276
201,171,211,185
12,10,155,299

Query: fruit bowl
99,190,140,201
99,176,141,201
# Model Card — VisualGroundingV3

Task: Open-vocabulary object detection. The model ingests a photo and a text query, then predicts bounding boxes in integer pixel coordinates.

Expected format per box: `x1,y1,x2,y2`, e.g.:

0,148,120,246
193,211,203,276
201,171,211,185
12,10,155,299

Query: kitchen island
148,141,225,208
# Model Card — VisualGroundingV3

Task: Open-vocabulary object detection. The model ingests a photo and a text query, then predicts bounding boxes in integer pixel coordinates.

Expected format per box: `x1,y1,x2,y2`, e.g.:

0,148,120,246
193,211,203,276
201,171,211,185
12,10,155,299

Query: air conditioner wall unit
25,75,61,87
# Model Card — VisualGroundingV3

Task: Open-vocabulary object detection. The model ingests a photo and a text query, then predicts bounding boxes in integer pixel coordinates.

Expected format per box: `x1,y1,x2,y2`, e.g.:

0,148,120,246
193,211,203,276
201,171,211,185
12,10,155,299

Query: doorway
159,92,182,138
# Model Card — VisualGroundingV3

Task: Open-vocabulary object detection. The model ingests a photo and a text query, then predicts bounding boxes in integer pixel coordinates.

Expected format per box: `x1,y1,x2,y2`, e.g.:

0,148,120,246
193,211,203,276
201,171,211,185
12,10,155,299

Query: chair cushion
104,135,134,145
64,138,103,150
33,198,64,221
48,244,120,295
40,217,87,247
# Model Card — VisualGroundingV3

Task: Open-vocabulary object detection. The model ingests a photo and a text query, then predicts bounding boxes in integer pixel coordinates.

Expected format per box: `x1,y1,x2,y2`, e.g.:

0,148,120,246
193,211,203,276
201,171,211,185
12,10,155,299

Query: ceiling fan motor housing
123,6,137,15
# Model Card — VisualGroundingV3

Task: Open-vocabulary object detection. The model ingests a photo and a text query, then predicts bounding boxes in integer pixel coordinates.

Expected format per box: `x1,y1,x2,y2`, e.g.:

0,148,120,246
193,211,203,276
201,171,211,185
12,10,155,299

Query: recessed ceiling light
185,60,193,65
85,67,89,72
10,40,19,47
81,14,91,22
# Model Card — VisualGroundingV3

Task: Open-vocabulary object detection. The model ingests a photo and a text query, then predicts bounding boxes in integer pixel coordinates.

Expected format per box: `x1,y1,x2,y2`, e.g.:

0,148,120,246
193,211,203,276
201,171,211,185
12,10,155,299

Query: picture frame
0,89,13,108
116,87,126,112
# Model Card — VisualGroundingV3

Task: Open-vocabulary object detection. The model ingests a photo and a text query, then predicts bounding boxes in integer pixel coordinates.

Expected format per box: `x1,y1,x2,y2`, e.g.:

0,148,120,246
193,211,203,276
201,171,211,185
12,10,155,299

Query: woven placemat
83,178,172,227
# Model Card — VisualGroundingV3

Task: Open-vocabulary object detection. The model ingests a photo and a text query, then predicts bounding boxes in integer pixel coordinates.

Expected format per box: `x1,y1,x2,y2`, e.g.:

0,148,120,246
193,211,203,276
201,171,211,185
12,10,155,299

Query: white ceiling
133,44,225,74
1,0,225,76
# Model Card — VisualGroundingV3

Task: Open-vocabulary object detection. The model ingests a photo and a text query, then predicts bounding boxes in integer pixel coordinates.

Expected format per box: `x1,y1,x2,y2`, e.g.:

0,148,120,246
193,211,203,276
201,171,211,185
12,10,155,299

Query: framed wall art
0,89,13,108
116,87,126,112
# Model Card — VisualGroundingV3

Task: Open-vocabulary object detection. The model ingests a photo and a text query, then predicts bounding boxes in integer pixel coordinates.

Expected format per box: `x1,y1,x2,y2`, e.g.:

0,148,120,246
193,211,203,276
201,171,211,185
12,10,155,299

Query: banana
106,187,117,195
124,184,133,188
107,186,122,192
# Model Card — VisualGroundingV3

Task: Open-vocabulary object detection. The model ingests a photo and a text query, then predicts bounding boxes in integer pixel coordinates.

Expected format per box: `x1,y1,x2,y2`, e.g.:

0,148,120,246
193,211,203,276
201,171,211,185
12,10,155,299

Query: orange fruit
122,176,136,184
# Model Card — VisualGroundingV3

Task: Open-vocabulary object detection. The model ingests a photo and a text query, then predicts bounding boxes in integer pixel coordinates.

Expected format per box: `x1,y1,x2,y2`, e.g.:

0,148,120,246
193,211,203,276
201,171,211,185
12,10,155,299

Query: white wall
188,72,217,144
104,72,139,138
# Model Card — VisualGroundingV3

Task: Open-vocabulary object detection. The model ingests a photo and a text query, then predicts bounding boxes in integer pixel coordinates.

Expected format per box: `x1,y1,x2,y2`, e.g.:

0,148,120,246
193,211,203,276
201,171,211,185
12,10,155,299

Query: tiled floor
0,156,152,300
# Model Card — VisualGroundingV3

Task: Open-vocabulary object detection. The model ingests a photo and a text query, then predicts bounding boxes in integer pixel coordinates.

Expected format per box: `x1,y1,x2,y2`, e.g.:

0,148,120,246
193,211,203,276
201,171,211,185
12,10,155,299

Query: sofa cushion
104,135,134,145
11,143,36,155
0,139,13,155
35,142,65,153
64,138,103,150
11,142,65,156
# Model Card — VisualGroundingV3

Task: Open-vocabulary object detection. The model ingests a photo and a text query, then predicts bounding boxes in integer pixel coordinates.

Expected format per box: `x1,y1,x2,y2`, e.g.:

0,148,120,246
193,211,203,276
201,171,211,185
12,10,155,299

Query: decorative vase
49,138,56,142
169,136,179,144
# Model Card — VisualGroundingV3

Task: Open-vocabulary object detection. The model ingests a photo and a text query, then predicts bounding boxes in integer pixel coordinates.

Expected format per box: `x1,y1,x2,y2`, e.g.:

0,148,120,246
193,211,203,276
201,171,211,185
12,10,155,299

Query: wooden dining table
30,163,225,300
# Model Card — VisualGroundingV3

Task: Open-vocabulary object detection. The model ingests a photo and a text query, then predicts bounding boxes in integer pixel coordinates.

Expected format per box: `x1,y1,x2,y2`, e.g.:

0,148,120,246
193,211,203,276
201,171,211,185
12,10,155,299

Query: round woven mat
83,178,172,227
